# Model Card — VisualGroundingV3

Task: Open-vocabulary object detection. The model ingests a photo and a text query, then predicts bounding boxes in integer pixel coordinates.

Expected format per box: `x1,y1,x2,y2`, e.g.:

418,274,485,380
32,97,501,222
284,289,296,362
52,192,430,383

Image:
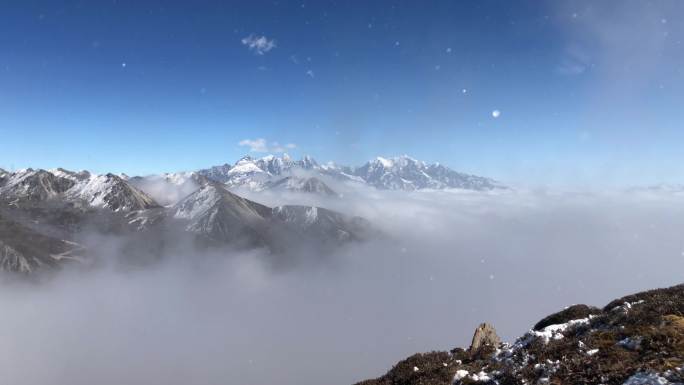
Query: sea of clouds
1,182,684,385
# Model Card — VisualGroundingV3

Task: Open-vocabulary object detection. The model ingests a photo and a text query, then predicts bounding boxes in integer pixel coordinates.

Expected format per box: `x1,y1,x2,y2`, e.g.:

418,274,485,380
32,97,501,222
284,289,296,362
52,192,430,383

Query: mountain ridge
0,168,373,274
196,154,503,192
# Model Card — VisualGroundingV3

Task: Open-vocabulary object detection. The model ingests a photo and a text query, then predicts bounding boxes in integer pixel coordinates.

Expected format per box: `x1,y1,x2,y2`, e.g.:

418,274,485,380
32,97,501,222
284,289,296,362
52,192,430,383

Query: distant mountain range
0,155,500,274
0,167,371,274
195,154,503,192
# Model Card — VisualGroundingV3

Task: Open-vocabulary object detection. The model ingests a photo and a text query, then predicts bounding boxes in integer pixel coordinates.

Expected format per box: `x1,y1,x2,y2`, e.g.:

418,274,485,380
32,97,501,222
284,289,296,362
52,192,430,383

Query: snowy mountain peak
66,173,160,212
371,155,422,169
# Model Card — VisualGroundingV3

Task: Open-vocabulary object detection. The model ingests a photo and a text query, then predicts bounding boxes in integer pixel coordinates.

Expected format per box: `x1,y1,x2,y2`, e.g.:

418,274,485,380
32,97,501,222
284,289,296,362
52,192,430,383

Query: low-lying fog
2,184,684,385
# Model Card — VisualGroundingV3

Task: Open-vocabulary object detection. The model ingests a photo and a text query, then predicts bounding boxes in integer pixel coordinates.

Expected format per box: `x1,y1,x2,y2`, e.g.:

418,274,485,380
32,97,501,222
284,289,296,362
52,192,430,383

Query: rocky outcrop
468,323,501,356
355,284,684,385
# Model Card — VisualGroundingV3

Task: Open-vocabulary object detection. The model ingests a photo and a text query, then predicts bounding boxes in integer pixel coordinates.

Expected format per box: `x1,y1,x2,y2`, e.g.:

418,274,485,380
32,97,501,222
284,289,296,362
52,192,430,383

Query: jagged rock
469,322,501,353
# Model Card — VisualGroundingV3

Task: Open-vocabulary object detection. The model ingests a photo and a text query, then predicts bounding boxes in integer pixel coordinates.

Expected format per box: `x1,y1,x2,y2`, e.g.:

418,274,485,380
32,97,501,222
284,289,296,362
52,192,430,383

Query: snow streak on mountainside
196,154,502,192
0,212,84,273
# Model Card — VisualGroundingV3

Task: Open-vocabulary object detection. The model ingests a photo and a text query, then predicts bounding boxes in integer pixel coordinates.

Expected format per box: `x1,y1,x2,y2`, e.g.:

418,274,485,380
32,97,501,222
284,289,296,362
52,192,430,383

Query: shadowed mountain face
0,212,84,273
0,169,373,274
355,284,684,385
171,183,370,249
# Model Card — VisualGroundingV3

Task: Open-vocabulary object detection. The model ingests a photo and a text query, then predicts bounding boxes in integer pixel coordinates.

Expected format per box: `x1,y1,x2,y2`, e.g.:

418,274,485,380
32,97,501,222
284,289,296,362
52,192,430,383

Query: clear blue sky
1,1,683,187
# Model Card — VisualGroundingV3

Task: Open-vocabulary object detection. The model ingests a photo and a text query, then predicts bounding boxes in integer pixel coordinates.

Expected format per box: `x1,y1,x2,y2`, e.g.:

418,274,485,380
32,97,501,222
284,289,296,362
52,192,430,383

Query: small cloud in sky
241,34,276,55
239,138,296,153
306,69,315,78
556,45,591,76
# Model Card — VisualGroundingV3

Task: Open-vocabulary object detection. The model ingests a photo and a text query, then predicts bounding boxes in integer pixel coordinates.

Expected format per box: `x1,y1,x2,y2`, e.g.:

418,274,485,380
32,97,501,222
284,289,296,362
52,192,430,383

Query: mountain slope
172,182,371,249
172,183,273,245
272,205,370,242
0,212,84,273
65,173,160,211
263,176,338,196
356,284,684,385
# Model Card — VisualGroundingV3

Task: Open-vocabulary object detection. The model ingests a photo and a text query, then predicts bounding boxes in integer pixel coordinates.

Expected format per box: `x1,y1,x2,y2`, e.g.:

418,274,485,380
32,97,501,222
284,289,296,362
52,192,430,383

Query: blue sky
1,1,683,187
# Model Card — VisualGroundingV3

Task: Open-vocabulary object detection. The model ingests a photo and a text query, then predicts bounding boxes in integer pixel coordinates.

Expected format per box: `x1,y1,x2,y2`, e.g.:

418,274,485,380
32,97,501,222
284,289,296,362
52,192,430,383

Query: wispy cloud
241,34,276,55
556,45,591,76
239,138,296,153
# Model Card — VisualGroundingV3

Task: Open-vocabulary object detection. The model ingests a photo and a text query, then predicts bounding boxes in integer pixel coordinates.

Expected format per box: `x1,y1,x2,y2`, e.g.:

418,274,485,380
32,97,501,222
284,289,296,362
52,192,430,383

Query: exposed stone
469,322,501,353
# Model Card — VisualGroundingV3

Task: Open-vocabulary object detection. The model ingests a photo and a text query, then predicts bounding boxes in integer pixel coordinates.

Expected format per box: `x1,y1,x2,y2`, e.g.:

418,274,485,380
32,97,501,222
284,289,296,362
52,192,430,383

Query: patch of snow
376,156,394,168
469,371,492,382
618,337,643,351
453,370,469,381
622,372,673,385
531,317,591,343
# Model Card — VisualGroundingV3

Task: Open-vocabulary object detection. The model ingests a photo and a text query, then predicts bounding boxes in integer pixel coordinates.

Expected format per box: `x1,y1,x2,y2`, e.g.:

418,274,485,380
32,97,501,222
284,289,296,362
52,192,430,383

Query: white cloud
241,34,276,55
238,138,296,153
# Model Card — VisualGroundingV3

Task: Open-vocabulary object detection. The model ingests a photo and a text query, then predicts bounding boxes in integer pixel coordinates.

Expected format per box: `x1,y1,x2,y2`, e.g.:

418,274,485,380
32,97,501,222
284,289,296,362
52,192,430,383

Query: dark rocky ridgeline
355,284,684,385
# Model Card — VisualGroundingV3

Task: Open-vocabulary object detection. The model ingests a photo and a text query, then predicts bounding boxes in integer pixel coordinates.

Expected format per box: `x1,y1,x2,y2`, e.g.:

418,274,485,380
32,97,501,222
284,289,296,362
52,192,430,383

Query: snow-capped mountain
0,168,160,211
354,155,501,190
0,169,76,202
262,176,338,196
196,154,502,192
172,182,366,246
0,165,374,273
65,173,160,212
195,163,232,183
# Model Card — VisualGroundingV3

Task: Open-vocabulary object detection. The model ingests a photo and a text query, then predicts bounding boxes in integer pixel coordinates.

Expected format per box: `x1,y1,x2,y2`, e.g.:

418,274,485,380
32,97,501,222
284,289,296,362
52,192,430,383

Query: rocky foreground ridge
356,284,684,385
